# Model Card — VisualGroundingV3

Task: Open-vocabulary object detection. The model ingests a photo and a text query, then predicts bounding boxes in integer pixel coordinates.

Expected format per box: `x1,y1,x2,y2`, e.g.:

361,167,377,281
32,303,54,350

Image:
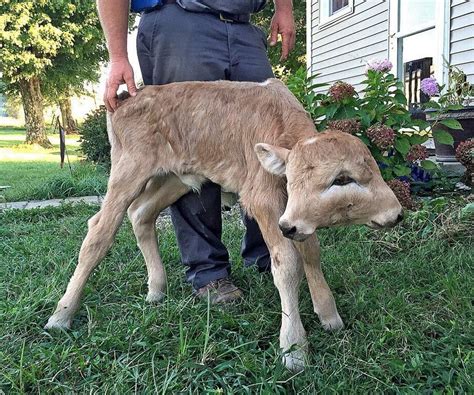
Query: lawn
0,126,108,202
0,199,472,392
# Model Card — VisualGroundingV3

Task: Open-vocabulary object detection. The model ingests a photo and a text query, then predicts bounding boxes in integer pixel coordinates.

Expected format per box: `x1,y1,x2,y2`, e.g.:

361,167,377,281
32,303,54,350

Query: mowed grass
0,201,472,392
0,126,107,202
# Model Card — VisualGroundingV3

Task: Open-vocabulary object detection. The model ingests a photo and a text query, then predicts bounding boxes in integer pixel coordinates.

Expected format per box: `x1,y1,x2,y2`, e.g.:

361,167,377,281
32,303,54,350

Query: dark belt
145,0,250,23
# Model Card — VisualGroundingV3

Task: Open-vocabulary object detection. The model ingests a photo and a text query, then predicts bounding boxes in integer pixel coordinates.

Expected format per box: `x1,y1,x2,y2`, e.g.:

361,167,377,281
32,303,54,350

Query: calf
45,79,402,371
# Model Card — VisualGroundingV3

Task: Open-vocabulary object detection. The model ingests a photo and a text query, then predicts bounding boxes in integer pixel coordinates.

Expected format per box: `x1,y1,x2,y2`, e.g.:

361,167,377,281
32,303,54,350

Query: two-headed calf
45,79,402,371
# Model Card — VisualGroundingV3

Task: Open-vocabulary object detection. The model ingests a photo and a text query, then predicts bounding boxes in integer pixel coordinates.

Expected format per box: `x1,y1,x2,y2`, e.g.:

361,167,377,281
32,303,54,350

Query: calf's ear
254,143,289,176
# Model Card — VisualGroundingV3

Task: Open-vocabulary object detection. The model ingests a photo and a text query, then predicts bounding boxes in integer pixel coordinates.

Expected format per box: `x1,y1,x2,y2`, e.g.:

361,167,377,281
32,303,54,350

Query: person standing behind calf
97,0,296,303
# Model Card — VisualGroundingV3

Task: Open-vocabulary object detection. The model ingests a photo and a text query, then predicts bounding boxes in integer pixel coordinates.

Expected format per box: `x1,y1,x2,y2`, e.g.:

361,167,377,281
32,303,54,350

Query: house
306,0,474,97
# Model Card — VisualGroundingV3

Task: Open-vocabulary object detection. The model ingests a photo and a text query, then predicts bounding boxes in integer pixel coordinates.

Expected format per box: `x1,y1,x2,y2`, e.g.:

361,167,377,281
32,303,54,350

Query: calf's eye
332,175,355,186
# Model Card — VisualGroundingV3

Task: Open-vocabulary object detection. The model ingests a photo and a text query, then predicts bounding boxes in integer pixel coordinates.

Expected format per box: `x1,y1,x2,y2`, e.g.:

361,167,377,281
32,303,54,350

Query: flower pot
426,107,474,162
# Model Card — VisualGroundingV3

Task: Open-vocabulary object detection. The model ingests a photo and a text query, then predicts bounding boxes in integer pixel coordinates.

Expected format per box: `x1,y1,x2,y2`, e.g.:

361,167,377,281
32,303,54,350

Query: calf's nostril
279,224,297,237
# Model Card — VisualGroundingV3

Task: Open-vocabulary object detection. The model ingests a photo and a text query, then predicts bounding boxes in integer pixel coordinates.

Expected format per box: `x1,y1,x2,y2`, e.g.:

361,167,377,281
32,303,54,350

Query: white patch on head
320,182,365,198
177,174,206,192
258,79,272,86
303,137,317,145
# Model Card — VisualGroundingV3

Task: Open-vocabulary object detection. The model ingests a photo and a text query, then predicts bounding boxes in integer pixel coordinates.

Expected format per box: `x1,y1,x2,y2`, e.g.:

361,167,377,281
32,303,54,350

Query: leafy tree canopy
0,0,107,97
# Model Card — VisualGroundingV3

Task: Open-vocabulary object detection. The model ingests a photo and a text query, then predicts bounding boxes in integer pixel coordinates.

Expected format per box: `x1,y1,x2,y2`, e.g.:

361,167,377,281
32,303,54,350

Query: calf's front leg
251,204,307,372
294,234,344,331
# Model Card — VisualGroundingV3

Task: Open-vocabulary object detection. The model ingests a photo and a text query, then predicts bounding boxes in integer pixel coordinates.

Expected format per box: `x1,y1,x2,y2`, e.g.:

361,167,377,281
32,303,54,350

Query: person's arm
269,0,295,61
97,0,137,112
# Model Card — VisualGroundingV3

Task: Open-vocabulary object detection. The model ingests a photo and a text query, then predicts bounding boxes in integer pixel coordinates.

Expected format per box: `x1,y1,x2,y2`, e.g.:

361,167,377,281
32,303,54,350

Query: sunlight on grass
0,126,107,201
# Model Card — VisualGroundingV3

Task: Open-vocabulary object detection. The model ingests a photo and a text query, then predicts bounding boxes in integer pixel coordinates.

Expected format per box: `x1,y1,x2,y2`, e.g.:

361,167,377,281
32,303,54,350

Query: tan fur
45,79,402,371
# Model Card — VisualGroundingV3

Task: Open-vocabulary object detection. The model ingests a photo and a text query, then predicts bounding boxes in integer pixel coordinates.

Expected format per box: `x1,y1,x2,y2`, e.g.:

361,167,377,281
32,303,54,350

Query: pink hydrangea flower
420,77,439,97
366,124,395,150
366,59,393,73
328,81,356,101
406,144,428,163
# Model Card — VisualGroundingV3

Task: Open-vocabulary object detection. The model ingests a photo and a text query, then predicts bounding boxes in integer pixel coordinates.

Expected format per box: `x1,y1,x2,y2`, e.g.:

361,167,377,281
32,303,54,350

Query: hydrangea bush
288,60,439,184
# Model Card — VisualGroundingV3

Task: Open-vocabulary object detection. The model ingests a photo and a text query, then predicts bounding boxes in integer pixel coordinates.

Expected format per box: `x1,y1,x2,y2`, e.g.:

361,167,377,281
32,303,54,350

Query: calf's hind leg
127,174,190,302
295,233,344,331
45,161,154,330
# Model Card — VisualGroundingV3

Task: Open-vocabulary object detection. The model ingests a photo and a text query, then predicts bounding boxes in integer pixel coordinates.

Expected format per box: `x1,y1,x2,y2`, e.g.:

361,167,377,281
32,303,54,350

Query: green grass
0,126,108,202
0,200,472,392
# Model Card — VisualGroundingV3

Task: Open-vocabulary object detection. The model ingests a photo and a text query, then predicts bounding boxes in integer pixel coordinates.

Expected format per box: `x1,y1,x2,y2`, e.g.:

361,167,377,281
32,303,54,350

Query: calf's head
255,130,403,241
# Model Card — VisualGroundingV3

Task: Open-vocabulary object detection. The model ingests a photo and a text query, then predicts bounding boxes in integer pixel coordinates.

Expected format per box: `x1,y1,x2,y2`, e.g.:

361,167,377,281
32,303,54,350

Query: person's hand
269,8,296,61
104,58,137,112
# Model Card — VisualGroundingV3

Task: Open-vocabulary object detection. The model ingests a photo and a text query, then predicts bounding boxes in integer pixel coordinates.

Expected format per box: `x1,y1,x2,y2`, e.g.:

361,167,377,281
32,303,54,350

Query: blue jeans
137,4,273,289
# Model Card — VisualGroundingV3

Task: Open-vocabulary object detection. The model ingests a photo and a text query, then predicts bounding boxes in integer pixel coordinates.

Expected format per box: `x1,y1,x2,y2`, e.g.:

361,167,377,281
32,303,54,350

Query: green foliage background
0,1,107,101
253,0,306,77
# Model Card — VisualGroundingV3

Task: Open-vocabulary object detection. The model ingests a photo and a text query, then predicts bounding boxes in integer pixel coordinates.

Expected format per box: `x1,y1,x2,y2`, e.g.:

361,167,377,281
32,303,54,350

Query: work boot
194,278,243,304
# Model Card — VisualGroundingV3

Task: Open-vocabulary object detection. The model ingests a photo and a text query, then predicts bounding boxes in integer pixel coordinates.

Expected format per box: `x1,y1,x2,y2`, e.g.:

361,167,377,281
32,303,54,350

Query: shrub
79,105,111,167
27,162,108,200
286,65,440,183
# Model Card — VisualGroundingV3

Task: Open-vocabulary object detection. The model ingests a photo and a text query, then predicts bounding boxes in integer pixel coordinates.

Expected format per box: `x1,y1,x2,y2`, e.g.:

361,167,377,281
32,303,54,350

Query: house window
331,0,349,15
319,0,354,28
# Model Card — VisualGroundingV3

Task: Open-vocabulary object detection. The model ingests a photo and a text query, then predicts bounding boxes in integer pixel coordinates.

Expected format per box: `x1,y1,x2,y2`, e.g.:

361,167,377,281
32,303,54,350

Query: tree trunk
59,97,77,134
18,78,52,148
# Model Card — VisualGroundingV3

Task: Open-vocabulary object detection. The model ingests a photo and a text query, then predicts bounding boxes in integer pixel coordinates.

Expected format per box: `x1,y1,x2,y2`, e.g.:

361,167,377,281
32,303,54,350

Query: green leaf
381,167,394,180
412,119,430,130
360,113,372,128
446,104,464,111
394,165,411,177
420,160,437,170
394,92,407,105
394,137,411,155
325,104,338,119
425,100,440,109
358,135,370,146
440,119,463,130
433,129,454,146
410,134,429,145
461,202,474,218
312,106,327,118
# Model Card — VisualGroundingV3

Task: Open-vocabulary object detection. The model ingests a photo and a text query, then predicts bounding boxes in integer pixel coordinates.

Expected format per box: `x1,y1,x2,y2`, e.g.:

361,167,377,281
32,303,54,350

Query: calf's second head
255,130,403,241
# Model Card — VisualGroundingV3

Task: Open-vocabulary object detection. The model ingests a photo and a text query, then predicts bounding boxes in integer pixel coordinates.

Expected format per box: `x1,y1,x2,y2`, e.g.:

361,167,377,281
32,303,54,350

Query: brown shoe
194,278,243,304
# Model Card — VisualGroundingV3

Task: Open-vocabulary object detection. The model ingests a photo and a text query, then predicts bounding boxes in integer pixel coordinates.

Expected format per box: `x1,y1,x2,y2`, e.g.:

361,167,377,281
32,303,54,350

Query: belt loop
219,13,234,23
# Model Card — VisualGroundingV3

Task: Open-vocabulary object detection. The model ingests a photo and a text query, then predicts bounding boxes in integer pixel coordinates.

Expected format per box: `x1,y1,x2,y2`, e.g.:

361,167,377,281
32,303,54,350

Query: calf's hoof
282,349,306,372
146,290,166,303
320,312,344,332
44,313,72,330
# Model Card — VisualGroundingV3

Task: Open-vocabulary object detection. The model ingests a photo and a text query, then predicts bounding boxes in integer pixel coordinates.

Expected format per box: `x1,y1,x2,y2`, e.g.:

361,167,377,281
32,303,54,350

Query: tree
253,0,306,78
0,1,107,144
41,1,108,134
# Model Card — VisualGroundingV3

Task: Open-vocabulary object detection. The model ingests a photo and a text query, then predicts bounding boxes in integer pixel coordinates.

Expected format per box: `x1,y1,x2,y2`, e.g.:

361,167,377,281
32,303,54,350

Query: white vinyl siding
308,0,474,89
309,0,389,93
450,0,474,83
